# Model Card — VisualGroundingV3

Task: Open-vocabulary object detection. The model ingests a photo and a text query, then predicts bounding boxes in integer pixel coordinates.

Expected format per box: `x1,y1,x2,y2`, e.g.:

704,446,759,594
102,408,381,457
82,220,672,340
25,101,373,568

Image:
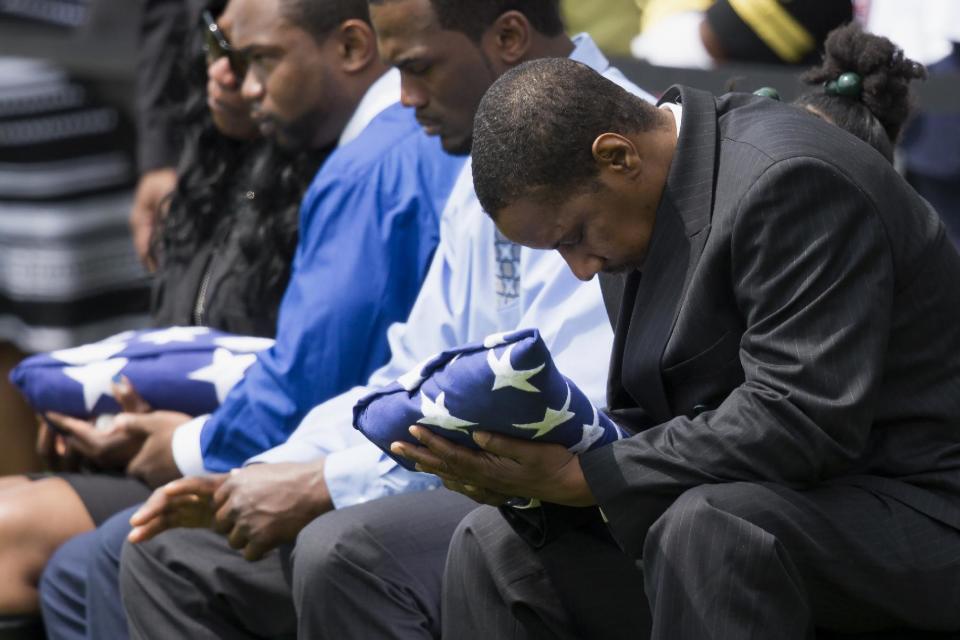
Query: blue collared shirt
172,72,464,474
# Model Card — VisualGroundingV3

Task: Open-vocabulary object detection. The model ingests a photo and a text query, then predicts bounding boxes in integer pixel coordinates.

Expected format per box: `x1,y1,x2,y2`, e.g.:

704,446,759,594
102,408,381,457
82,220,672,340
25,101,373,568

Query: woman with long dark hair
0,3,325,634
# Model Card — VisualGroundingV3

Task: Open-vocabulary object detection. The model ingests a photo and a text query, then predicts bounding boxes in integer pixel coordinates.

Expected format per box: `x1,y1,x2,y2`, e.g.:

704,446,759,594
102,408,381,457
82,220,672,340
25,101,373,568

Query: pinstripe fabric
445,86,960,639
585,86,960,556
442,507,580,640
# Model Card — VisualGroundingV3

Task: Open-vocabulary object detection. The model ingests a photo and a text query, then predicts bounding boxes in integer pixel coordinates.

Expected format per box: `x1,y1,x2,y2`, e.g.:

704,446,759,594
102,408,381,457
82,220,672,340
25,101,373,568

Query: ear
336,19,378,73
480,10,532,67
591,133,641,176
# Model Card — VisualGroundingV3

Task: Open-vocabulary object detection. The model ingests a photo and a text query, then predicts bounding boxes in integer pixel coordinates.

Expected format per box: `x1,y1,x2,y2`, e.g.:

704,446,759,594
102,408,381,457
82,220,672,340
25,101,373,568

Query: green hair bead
825,72,863,98
753,86,781,100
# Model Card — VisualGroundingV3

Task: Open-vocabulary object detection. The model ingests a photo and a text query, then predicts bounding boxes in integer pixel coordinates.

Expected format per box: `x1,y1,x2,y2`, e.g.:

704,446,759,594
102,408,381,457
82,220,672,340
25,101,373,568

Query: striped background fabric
0,57,150,352
354,328,624,471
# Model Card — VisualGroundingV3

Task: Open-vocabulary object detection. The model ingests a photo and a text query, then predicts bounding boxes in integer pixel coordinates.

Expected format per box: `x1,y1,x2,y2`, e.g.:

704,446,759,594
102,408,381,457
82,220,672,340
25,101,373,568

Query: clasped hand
40,377,187,487
128,461,333,562
390,426,596,508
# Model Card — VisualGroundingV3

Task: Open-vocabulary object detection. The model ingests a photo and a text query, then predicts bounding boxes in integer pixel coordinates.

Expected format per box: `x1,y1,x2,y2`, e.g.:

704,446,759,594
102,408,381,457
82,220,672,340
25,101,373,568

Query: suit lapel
617,86,719,424
600,271,641,414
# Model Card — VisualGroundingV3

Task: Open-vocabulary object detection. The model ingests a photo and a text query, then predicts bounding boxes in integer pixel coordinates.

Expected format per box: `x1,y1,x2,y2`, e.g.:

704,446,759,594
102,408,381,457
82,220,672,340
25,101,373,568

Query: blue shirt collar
569,33,611,75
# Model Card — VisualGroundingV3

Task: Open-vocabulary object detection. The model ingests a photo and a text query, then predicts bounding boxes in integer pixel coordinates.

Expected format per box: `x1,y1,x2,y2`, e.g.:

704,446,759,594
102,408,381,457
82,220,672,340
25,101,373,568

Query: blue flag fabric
10,327,274,418
353,328,624,471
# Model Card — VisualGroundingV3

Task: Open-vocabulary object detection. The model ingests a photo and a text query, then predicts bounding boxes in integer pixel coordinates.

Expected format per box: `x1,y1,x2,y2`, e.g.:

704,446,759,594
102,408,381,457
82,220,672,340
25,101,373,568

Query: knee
294,512,353,571
0,494,51,578
645,482,778,559
448,505,498,555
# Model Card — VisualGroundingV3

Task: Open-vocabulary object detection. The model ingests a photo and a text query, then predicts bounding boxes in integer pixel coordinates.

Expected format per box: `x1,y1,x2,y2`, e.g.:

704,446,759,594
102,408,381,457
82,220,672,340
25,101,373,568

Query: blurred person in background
631,0,853,68
129,0,202,271
897,7,960,248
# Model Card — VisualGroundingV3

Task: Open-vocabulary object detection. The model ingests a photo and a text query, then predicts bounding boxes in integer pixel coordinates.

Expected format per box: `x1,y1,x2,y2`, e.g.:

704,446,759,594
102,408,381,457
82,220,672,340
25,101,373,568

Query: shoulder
307,104,458,199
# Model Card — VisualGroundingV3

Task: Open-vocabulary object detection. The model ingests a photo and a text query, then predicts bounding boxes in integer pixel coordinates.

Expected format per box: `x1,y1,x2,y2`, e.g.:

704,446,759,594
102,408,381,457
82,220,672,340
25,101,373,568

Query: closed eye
553,227,583,250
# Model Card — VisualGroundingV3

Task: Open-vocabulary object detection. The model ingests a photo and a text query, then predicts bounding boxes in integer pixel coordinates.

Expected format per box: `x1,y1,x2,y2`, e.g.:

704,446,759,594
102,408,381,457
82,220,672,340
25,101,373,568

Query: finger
46,412,104,461
408,426,486,476
129,487,173,526
471,431,529,462
242,537,272,563
390,441,447,472
127,495,210,542
116,410,190,437
129,479,211,526
36,419,58,466
211,471,237,511
162,475,224,499
45,412,97,441
112,375,151,414
212,499,237,535
227,523,249,551
128,517,172,544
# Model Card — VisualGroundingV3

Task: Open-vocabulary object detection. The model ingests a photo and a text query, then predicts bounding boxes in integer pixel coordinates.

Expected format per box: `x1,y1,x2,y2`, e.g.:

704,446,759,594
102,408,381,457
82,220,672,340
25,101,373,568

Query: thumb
112,375,151,414
114,411,153,436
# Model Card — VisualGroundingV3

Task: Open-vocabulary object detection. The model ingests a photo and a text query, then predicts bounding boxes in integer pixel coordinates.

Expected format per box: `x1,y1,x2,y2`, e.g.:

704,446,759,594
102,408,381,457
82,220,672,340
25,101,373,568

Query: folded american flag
10,326,274,417
353,328,623,471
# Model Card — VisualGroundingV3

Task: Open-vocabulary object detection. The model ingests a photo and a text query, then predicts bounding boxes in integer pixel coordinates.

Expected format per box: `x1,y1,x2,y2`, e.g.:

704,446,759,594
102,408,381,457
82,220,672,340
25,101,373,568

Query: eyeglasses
201,10,249,79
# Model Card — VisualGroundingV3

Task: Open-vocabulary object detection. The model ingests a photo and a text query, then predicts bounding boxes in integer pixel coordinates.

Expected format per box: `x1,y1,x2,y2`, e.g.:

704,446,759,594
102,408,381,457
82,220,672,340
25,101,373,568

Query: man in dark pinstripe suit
399,57,960,639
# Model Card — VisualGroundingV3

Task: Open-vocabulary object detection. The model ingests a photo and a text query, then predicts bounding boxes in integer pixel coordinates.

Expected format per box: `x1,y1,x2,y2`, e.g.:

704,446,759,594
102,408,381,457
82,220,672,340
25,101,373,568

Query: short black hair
794,23,926,162
368,0,564,42
281,0,371,43
472,57,658,217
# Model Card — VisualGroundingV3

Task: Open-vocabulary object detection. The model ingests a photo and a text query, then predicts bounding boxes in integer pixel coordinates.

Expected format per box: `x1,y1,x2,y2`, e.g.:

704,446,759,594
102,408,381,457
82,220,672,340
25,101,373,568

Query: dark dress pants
291,488,476,639
120,488,476,639
443,481,960,640
120,526,296,640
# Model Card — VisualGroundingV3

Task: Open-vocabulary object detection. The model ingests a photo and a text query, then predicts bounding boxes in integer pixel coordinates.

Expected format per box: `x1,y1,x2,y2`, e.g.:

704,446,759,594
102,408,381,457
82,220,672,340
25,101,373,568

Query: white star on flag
487,344,544,393
103,330,137,344
513,383,575,438
140,326,210,345
418,390,477,435
213,336,275,352
483,331,513,349
398,356,435,391
63,358,129,412
187,348,258,403
51,342,127,366
568,404,605,454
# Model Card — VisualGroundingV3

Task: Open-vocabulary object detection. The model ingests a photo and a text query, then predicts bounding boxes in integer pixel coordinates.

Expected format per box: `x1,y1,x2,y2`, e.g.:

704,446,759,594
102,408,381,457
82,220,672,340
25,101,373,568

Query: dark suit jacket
574,86,960,559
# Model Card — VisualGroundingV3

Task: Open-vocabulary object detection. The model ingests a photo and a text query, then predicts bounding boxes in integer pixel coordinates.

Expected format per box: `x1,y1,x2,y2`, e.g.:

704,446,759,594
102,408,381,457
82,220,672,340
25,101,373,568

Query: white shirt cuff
171,415,209,476
323,443,442,509
246,439,323,466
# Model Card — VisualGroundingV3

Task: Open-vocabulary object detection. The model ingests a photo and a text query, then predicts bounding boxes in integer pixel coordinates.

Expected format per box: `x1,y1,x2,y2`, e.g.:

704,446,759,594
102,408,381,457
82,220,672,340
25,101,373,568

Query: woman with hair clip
792,22,927,163
0,3,326,636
